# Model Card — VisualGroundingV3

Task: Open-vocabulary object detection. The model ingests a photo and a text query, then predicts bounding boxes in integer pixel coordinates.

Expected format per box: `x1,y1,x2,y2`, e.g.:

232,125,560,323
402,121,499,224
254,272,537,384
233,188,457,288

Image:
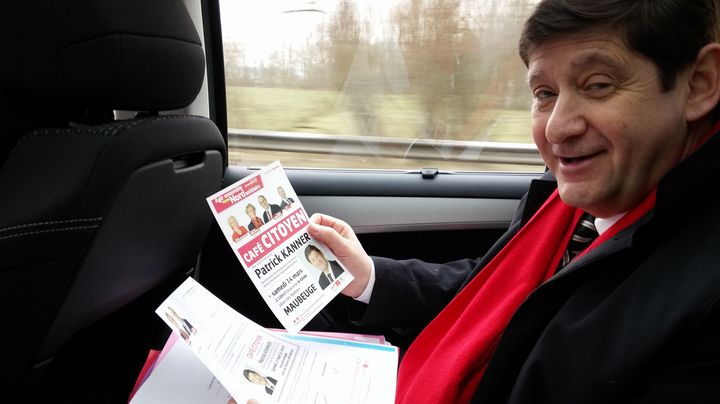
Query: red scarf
395,189,656,404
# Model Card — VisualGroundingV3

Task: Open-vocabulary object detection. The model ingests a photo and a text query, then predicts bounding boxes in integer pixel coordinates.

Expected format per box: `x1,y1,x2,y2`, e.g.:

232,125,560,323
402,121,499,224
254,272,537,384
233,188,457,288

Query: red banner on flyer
237,207,309,267
210,176,264,214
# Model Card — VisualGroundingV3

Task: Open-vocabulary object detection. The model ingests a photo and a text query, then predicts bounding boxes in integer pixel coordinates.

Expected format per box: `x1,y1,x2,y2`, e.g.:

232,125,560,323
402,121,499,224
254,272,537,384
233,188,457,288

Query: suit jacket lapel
551,213,647,280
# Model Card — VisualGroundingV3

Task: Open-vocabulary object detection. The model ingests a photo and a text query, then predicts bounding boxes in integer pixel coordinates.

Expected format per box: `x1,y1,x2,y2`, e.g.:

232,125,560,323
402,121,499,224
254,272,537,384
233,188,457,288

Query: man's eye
584,80,616,97
587,82,611,91
533,89,555,100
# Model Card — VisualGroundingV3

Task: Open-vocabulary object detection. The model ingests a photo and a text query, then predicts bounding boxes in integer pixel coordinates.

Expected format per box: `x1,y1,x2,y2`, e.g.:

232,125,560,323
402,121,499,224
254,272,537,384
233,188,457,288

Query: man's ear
686,43,720,122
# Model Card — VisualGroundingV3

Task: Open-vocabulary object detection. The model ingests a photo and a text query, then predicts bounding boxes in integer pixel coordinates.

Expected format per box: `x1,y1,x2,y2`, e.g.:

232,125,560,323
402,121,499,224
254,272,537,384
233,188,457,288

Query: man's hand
308,213,372,298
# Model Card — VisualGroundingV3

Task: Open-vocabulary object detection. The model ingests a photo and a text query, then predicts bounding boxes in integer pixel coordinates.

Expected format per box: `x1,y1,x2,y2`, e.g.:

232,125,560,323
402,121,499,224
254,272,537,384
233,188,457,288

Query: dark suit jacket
362,130,720,403
265,376,277,395
318,260,344,290
280,197,295,210
262,204,282,223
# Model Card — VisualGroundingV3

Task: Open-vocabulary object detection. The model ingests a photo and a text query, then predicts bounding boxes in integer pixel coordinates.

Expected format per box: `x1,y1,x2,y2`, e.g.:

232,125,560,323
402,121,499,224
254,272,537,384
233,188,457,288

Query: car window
219,0,543,172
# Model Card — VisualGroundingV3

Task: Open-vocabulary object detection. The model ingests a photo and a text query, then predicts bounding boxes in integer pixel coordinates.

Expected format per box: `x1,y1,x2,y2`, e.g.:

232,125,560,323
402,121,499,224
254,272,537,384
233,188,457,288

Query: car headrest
0,0,205,111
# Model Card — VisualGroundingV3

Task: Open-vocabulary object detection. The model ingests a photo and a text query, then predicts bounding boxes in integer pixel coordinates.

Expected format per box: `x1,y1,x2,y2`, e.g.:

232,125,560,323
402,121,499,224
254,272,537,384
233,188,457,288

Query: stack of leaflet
129,278,398,404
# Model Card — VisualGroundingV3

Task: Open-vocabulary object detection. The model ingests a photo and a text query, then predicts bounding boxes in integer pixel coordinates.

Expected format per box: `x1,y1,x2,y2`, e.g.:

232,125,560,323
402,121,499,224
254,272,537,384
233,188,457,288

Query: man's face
278,187,287,199
308,249,328,271
527,33,694,217
247,371,265,385
259,196,268,209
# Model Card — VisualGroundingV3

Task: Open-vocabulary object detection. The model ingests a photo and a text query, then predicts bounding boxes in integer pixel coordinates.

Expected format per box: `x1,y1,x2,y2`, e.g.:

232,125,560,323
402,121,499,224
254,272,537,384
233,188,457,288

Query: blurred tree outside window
220,0,543,172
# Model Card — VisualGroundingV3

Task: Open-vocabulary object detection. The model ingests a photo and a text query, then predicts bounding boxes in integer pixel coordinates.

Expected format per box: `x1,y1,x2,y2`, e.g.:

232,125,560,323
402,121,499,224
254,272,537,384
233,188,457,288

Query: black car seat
0,0,226,401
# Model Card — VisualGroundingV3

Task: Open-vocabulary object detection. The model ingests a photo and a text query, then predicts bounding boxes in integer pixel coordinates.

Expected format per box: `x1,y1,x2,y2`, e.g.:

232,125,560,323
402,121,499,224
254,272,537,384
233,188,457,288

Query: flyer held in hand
206,161,354,333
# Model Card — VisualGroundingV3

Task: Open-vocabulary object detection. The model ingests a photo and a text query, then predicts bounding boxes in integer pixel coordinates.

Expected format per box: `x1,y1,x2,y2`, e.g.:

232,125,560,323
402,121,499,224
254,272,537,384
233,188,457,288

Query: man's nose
544,93,587,144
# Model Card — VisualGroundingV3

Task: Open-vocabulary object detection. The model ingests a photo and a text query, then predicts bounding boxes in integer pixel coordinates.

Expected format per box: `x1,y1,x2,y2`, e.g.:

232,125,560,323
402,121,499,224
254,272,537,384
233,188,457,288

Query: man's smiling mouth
559,151,602,165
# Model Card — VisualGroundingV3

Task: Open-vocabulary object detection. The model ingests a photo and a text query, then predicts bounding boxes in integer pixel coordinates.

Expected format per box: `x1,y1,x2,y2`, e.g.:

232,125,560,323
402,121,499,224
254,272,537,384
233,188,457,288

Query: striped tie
558,212,598,270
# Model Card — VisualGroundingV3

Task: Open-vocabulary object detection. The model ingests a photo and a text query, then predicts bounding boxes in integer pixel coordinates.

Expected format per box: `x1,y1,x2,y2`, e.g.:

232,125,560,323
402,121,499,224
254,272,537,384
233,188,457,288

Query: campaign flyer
206,161,353,333
139,277,397,404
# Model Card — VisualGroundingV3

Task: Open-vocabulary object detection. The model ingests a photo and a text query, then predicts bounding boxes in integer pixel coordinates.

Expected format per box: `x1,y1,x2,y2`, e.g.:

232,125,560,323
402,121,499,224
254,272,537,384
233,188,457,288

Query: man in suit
277,186,295,210
258,194,282,223
307,0,720,402
305,244,344,290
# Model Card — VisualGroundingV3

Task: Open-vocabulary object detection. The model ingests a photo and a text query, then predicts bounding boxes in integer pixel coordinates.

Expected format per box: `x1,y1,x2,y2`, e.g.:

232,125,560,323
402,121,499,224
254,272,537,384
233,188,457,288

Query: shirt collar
595,212,625,235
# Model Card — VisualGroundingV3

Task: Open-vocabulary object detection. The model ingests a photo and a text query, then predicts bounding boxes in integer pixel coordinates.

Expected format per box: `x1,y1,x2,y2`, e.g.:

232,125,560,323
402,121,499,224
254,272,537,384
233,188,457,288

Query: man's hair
304,244,322,261
519,0,720,91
